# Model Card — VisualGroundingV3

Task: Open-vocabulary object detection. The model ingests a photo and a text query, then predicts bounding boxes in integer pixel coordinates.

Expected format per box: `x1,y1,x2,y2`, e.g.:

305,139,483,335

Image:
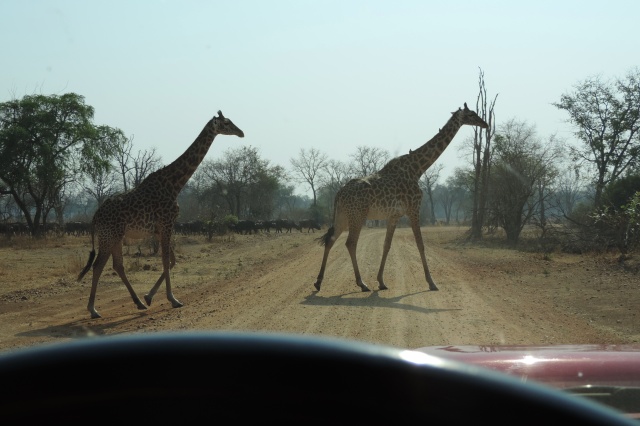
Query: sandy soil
1,225,639,353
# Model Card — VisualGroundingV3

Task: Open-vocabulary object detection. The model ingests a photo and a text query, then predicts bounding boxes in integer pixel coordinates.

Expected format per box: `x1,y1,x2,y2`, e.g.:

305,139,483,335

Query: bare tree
553,68,640,208
419,163,443,225
84,166,120,206
113,136,162,191
290,148,328,207
320,159,353,193
469,68,498,240
552,166,586,217
349,146,390,177
317,159,353,220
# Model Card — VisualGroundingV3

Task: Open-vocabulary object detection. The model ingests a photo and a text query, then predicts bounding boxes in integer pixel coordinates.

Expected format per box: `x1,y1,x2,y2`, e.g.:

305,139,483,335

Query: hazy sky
2,1,639,196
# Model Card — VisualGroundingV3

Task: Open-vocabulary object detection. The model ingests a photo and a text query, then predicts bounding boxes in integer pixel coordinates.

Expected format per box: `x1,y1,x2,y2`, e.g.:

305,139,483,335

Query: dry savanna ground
0,225,639,353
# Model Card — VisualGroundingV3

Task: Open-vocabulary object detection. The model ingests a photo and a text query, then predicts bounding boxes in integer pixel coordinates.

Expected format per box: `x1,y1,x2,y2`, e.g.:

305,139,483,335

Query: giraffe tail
315,226,334,246
77,221,97,282
77,250,96,282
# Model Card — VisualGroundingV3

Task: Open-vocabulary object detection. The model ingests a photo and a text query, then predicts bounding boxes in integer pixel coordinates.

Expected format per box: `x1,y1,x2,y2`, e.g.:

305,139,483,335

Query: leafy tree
450,167,475,224
248,168,284,219
603,174,640,210
591,191,640,258
273,183,299,218
201,145,283,218
434,174,469,225
489,119,561,245
553,68,640,207
0,93,120,236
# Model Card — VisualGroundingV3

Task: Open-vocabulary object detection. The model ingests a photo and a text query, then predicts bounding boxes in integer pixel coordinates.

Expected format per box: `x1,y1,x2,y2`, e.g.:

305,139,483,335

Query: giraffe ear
464,102,469,110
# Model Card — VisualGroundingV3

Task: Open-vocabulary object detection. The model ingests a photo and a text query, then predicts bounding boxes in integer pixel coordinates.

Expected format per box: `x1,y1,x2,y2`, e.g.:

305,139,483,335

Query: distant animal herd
0,218,322,238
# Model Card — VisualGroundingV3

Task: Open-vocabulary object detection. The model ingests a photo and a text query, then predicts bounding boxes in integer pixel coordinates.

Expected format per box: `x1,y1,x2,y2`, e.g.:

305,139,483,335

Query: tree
84,164,120,207
603,173,640,210
348,146,390,177
290,147,328,208
113,135,163,192
489,120,561,245
434,175,468,225
317,159,353,222
553,68,640,208
0,93,119,236
202,146,283,218
553,165,588,218
273,183,299,218
419,163,443,225
469,68,498,240
449,167,475,224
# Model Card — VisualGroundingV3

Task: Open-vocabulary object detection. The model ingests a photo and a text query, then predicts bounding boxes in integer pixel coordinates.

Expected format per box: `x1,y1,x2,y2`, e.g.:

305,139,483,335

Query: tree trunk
469,68,497,241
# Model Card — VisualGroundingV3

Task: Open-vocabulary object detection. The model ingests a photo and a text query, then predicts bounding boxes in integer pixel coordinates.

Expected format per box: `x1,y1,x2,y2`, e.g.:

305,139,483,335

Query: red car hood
414,344,640,419
413,344,640,389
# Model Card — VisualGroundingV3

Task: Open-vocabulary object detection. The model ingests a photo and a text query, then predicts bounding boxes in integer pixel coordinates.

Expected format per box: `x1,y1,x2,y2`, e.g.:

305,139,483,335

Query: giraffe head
212,110,245,137
453,103,489,129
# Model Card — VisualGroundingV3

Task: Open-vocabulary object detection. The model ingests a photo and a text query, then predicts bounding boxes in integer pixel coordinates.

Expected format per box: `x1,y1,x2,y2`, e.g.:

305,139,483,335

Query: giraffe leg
87,250,110,319
111,244,148,311
156,235,182,308
314,243,332,291
144,272,165,306
376,218,399,290
144,242,178,306
314,227,338,291
409,216,439,291
345,226,370,292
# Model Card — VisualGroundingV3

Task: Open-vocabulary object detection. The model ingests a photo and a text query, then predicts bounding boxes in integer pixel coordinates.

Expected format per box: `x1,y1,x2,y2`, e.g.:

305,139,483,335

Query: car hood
413,344,640,418
413,344,640,389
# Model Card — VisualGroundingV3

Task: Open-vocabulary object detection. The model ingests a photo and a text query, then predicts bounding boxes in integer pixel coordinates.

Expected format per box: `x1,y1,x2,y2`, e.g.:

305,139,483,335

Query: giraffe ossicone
77,111,244,318
313,103,488,292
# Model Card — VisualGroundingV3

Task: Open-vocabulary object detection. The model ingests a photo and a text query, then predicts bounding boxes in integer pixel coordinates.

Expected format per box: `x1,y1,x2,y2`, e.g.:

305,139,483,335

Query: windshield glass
1,0,639,420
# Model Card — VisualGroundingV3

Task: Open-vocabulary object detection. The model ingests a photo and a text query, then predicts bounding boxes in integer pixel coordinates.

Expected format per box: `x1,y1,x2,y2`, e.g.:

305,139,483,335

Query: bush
591,191,640,258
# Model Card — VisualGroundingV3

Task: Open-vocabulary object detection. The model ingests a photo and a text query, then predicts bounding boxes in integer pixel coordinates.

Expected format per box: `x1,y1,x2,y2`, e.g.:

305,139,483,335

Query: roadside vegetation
1,68,639,267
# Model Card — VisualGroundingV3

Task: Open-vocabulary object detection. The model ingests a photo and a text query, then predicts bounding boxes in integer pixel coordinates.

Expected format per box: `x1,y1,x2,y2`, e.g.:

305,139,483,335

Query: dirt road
1,226,638,352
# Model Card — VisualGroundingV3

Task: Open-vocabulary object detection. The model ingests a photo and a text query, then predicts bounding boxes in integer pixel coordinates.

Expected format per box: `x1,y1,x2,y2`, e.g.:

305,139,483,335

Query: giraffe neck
154,119,217,195
410,112,464,176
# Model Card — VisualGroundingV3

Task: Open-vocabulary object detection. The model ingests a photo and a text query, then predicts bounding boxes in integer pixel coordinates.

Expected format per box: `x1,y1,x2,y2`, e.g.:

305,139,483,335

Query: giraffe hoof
90,312,102,319
313,281,321,291
171,299,184,308
358,284,370,292
429,285,439,291
144,294,153,306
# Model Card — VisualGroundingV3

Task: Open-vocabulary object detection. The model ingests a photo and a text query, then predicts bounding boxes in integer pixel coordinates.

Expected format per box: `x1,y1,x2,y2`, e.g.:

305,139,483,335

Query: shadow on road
302,289,460,315
16,311,150,341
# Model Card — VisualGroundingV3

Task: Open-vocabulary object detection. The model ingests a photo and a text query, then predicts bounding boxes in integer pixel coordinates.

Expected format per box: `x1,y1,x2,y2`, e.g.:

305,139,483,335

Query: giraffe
77,110,244,318
313,103,488,292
